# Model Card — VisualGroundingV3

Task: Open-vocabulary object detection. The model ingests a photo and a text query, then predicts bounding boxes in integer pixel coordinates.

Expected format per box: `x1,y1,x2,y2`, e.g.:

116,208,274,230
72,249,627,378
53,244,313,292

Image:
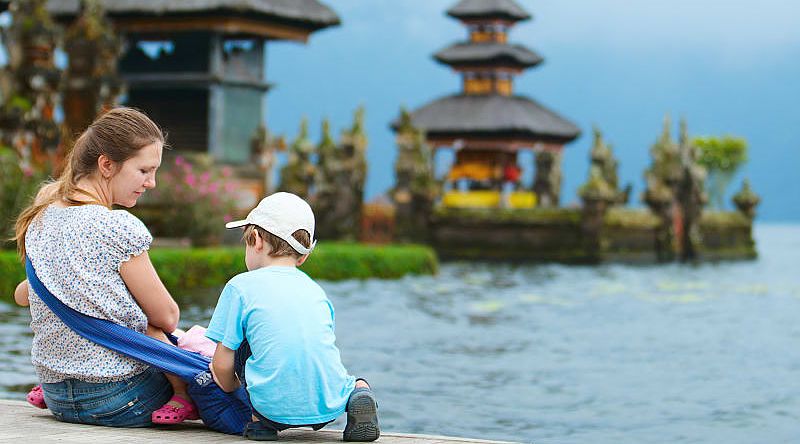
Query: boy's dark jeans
234,340,332,432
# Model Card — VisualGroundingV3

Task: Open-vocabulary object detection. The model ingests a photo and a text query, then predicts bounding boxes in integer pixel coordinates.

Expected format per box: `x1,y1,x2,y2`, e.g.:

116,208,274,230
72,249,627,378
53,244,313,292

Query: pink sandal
26,385,47,409
151,394,199,424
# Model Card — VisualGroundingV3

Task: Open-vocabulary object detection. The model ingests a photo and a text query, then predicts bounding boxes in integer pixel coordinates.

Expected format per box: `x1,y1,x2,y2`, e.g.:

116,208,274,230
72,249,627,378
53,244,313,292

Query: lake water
2,225,799,443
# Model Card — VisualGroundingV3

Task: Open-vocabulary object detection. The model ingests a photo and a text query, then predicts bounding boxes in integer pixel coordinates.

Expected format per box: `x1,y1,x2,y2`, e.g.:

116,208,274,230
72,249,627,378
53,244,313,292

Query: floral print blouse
26,204,151,383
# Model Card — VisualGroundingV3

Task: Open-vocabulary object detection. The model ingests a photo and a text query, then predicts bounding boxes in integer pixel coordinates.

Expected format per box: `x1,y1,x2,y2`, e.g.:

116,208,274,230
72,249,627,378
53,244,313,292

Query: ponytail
14,152,83,259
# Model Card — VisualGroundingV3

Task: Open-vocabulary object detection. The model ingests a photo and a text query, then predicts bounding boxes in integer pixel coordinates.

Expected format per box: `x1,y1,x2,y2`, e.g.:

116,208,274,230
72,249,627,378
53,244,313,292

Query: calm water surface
2,225,799,443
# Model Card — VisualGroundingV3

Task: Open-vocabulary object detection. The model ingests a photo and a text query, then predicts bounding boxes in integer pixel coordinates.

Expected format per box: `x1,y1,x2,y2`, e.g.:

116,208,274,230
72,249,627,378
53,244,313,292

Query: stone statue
63,0,123,141
392,108,437,242
643,116,681,261
0,0,61,171
329,106,368,240
648,115,682,188
250,124,285,197
675,119,707,260
278,117,316,200
590,126,629,205
732,179,760,219
533,150,562,207
312,118,341,240
579,164,616,260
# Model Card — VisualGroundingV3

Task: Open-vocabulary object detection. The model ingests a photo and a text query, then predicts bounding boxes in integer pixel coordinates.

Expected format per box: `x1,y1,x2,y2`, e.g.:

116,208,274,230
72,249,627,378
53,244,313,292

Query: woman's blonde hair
14,107,165,260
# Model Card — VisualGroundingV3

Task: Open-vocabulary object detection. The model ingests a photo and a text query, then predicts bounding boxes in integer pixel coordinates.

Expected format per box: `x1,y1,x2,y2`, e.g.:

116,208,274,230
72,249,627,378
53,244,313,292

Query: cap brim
225,219,249,229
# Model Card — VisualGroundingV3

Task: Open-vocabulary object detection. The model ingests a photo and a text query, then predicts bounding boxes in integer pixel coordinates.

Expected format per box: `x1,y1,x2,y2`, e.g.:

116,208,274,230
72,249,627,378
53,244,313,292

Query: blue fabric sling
25,258,251,435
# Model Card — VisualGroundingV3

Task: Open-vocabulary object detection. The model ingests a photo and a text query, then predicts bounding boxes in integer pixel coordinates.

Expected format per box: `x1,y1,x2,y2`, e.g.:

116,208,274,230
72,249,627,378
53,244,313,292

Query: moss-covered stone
433,207,582,225
699,211,751,228
604,208,660,229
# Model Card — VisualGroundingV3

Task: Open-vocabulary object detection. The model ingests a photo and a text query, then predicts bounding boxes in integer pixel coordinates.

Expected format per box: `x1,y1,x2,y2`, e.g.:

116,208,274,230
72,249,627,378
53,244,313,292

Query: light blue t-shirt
206,266,356,425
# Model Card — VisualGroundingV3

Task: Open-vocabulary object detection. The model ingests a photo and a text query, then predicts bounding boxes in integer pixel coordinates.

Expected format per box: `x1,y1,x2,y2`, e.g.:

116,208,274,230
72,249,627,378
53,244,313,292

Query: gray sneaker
343,388,380,442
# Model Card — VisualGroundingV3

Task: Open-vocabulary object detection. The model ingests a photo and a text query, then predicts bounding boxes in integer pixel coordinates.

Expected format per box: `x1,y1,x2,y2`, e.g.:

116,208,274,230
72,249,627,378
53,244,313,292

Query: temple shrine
38,0,339,164
395,0,580,209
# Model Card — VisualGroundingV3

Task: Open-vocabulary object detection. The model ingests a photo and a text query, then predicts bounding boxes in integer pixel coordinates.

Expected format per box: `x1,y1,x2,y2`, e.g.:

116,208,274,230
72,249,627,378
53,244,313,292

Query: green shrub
693,135,748,209
0,252,26,303
0,146,48,249
0,243,438,305
130,154,239,246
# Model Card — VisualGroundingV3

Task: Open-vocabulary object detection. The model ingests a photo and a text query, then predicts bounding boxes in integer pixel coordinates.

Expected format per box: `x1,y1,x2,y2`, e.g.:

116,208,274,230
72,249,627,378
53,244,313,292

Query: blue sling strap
25,258,251,435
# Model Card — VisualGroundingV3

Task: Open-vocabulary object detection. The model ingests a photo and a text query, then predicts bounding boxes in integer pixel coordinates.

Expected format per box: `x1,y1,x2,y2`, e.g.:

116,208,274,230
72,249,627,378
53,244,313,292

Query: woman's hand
14,280,29,307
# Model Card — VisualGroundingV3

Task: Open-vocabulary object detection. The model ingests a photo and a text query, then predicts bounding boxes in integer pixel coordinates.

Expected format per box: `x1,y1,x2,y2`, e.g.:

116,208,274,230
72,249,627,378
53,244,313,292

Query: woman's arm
210,343,240,393
119,251,179,333
14,280,29,306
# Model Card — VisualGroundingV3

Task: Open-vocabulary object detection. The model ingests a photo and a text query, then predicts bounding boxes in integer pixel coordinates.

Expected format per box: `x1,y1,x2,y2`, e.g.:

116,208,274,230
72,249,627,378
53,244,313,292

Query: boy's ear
296,254,309,266
253,230,264,252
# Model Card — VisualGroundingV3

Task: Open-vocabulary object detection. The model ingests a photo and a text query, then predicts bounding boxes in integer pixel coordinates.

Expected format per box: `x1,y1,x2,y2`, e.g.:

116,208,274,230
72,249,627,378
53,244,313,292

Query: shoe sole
243,431,278,441
344,392,380,442
243,421,279,441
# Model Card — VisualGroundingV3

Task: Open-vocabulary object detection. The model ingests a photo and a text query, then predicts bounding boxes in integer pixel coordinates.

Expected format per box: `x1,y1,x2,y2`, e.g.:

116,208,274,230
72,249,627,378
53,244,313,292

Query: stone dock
0,400,511,444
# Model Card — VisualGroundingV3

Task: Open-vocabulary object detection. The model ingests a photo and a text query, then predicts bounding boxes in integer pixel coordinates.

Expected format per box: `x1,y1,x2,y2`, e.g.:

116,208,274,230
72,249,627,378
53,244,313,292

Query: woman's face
109,141,163,207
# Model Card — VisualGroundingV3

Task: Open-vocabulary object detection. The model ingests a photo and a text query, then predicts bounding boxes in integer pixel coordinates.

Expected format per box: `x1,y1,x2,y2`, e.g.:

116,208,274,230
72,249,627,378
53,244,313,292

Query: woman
14,107,197,426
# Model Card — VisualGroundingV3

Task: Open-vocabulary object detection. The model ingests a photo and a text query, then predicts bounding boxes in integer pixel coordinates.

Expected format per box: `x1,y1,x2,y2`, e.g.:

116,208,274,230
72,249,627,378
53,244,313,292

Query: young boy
206,192,379,441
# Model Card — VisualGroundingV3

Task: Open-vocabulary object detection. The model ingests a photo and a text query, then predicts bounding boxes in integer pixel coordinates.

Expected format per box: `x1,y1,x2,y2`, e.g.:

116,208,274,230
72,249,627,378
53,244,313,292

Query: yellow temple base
442,190,537,209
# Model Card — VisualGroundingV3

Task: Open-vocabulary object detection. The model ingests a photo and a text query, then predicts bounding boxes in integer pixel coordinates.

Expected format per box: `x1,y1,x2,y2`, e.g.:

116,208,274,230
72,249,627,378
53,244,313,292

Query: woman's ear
296,254,309,266
97,154,116,179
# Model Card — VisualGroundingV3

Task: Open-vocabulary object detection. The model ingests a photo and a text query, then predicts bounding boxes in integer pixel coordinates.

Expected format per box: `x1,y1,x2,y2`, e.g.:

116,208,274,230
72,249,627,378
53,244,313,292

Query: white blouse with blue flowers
26,204,152,383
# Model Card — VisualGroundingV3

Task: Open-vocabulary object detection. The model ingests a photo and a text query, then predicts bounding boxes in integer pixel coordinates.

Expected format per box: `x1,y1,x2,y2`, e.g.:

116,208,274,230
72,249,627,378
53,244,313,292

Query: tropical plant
692,136,747,209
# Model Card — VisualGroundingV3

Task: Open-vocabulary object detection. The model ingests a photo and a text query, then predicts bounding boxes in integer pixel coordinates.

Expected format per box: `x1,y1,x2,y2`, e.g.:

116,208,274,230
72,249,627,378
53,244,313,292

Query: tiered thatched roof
446,0,531,22
395,94,580,144
43,0,339,27
435,43,542,69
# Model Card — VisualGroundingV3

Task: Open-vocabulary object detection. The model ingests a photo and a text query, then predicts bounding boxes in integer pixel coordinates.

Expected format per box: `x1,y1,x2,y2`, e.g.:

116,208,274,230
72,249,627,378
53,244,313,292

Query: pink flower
185,173,196,187
175,155,186,167
224,214,233,223
200,172,210,184
208,182,219,194
221,167,233,178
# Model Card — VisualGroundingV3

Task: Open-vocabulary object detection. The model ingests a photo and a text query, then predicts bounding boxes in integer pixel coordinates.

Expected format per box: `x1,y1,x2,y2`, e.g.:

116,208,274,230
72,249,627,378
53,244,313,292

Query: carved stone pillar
533,150,562,207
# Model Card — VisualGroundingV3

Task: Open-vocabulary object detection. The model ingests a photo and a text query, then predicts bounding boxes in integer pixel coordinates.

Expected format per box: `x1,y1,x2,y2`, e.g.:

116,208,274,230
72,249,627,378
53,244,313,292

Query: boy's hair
243,225,311,258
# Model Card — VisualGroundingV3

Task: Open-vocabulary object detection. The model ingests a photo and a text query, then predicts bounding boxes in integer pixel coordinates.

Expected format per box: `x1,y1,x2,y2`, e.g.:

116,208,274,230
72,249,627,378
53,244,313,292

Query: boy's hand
210,343,241,392
208,361,224,387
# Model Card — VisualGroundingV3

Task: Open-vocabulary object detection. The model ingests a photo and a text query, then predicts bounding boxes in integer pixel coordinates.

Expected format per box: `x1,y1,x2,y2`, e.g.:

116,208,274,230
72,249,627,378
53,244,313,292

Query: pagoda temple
394,0,580,208
29,0,339,164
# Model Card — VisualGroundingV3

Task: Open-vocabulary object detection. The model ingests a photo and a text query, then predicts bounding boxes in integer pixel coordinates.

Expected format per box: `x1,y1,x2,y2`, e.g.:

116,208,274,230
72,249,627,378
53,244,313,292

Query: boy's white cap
225,192,316,255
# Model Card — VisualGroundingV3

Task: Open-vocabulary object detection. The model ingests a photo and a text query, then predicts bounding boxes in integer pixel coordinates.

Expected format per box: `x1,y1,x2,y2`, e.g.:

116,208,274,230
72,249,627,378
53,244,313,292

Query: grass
0,242,438,305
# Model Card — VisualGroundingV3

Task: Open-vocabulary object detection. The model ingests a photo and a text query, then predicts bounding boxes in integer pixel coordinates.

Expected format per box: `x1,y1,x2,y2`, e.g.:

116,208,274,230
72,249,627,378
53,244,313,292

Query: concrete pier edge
0,399,513,443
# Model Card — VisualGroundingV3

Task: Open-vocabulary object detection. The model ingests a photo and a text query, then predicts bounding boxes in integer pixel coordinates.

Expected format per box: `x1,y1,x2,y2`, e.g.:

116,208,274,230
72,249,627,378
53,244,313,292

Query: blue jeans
42,367,173,427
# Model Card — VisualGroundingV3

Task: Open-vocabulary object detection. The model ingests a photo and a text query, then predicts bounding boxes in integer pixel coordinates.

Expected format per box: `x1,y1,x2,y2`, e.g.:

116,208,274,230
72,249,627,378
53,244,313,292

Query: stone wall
430,208,756,263
699,212,757,260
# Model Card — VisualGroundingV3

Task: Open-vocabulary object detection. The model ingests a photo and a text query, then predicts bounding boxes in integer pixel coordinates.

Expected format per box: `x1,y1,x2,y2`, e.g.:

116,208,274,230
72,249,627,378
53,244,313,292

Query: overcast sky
267,0,800,221
1,2,796,220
